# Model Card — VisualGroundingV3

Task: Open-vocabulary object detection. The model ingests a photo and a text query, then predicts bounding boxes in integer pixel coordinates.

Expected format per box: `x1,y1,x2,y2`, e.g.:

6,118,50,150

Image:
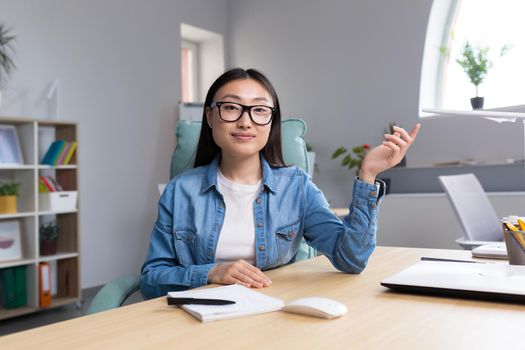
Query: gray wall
0,0,229,288
228,0,524,207
2,0,522,289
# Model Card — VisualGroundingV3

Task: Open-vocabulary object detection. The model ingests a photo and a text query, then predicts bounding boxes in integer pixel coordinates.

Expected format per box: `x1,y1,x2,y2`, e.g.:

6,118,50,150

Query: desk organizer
39,191,78,212
502,224,525,265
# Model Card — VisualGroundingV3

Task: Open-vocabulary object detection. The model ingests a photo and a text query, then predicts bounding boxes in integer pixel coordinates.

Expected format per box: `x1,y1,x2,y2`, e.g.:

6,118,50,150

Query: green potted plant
0,24,16,107
332,144,370,176
0,182,20,214
447,41,510,109
39,221,59,255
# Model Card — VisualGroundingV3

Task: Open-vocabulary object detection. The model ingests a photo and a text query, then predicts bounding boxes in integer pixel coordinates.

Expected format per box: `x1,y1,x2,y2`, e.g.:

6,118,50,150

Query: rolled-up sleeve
303,177,384,273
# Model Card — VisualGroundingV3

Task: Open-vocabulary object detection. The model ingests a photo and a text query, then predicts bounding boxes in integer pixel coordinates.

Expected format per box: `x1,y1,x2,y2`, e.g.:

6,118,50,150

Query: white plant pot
307,151,316,178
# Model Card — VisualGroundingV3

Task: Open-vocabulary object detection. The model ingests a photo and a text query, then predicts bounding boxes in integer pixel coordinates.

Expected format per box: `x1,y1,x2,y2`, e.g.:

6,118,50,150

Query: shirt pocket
173,228,196,266
274,220,301,264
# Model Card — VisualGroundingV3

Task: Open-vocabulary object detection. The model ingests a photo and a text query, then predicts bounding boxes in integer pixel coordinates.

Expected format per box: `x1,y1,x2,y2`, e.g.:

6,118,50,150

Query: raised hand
208,259,272,288
359,123,421,184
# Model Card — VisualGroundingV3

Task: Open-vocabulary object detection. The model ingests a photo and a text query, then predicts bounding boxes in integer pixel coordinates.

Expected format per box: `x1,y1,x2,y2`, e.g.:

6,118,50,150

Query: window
180,23,225,103
420,0,525,112
181,40,199,103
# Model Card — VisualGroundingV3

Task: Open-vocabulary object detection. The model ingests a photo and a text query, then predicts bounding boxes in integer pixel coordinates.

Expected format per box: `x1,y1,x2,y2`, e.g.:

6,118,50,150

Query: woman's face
206,78,274,160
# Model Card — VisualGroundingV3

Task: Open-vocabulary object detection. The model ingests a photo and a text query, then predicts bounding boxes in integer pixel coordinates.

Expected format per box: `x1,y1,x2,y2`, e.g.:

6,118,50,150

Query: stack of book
0,266,27,309
39,175,63,192
41,140,77,166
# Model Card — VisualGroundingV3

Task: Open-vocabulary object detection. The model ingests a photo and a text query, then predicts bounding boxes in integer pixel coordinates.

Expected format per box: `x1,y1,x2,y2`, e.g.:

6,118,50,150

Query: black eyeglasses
211,101,275,126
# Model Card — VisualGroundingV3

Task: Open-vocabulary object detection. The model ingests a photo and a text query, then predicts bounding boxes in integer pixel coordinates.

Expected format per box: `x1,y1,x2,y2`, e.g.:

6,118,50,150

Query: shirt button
256,198,261,204
370,191,377,197
371,203,376,208
288,231,294,239
259,245,266,251
257,222,263,228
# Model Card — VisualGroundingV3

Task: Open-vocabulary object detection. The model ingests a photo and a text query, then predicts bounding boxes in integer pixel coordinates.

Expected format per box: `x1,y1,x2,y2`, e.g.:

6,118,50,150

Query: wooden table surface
1,246,522,350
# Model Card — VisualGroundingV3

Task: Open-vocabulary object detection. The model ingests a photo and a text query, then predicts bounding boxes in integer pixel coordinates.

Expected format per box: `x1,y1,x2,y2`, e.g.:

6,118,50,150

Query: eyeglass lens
218,102,273,125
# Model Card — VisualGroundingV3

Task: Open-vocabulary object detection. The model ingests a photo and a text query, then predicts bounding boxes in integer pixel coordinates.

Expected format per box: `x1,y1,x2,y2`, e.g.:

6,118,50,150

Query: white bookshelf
0,116,80,320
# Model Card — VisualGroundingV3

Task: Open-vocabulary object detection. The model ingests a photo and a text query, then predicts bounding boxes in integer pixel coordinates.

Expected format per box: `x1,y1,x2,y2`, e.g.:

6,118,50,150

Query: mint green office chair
170,118,315,261
87,118,314,315
86,274,140,315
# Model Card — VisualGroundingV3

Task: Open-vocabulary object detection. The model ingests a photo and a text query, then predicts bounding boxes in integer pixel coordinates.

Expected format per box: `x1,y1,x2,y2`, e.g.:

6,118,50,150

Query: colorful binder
14,265,27,307
56,142,71,165
50,141,67,165
63,142,77,165
41,140,62,165
0,267,17,309
39,262,52,307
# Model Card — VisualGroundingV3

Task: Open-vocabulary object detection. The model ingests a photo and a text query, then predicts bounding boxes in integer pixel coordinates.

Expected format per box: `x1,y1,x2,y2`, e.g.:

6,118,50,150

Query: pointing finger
409,123,421,139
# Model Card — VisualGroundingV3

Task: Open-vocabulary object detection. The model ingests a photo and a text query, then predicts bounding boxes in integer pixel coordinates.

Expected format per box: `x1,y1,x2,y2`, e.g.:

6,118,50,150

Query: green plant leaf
0,182,20,196
349,159,359,169
341,155,352,167
332,146,347,159
351,146,364,154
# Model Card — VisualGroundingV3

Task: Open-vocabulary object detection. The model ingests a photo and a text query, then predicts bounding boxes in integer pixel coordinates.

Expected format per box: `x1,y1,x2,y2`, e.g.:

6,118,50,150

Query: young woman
140,68,420,298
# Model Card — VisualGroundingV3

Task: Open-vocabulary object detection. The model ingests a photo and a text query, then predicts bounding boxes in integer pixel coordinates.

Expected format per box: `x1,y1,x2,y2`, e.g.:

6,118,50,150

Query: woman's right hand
208,260,272,288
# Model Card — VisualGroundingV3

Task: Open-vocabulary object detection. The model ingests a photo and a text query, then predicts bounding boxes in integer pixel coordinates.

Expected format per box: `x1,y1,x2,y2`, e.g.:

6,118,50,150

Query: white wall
0,0,229,288
228,0,524,207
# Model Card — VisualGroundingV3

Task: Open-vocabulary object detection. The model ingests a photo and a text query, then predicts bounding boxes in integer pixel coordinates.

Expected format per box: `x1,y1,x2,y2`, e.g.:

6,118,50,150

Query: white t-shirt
214,169,262,265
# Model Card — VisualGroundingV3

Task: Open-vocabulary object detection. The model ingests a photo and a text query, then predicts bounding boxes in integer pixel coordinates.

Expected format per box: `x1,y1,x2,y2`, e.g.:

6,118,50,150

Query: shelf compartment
56,257,79,299
0,216,37,261
0,263,38,314
0,169,36,213
56,213,78,253
37,124,77,167
0,121,36,166
38,167,77,192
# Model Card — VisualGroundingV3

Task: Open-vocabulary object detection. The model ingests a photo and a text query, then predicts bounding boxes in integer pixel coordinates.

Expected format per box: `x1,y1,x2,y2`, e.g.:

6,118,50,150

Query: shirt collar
201,154,277,194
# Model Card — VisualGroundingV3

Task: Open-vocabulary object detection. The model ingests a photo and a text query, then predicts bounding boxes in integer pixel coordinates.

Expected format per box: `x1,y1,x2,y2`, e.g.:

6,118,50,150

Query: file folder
39,262,52,307
0,267,17,309
14,265,27,307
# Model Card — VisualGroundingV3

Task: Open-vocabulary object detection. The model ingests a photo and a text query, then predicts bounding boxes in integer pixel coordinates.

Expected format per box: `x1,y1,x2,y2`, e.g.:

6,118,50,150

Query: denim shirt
140,156,385,299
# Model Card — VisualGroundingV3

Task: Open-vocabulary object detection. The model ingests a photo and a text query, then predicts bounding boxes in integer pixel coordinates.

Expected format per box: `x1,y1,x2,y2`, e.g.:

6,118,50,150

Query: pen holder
502,225,525,265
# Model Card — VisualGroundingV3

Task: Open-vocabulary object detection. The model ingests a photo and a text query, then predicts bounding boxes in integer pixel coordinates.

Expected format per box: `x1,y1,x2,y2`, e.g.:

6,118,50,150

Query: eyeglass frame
210,101,275,126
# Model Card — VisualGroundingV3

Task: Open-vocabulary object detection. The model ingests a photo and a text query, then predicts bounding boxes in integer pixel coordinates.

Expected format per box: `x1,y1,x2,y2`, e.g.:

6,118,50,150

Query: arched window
420,0,525,113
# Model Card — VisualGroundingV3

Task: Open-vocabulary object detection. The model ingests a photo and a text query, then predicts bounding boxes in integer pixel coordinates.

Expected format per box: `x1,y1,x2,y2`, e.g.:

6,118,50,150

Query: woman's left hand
359,123,421,184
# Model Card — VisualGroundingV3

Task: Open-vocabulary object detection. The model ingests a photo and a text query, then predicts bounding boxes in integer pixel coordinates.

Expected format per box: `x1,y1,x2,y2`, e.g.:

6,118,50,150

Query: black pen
421,256,483,264
167,297,236,306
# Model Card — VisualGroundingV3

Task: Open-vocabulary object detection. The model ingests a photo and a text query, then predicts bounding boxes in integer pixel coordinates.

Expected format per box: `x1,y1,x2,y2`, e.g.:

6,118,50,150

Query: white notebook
168,284,284,323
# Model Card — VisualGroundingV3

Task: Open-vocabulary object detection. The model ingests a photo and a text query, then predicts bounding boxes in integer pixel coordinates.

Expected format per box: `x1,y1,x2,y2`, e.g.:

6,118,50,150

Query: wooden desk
1,246,523,349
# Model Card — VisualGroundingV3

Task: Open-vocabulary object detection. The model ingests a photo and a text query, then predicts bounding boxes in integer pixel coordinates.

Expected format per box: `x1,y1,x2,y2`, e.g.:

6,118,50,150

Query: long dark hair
194,68,285,168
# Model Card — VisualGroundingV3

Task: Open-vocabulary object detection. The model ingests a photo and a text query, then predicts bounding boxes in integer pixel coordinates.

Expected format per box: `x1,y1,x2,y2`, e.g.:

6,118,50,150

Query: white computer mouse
281,297,347,319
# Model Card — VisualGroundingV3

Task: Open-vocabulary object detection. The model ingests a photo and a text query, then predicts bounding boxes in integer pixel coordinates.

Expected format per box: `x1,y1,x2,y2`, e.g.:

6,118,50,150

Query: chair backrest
86,274,140,315
438,173,502,242
170,118,310,178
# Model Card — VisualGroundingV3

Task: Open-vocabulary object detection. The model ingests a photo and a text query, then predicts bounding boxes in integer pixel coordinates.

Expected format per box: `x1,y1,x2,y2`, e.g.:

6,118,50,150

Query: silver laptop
381,260,525,303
